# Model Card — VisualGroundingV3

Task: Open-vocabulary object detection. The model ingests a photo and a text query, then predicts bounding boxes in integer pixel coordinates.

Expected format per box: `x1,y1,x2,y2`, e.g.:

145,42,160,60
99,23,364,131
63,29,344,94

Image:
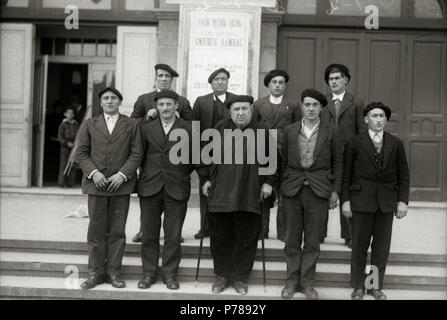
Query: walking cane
260,200,267,292
194,201,207,287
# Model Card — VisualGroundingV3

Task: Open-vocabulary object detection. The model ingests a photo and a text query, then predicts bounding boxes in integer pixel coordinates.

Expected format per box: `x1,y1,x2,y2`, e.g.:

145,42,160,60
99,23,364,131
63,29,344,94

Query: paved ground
1,188,446,254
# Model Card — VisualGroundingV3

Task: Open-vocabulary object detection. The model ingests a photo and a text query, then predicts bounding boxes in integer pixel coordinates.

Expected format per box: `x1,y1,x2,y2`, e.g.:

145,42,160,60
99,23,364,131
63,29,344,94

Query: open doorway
43,63,88,186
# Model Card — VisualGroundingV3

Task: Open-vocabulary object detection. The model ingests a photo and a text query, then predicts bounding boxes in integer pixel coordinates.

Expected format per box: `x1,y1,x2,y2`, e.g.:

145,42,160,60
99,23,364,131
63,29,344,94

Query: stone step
1,239,446,267
1,276,446,300
1,250,446,291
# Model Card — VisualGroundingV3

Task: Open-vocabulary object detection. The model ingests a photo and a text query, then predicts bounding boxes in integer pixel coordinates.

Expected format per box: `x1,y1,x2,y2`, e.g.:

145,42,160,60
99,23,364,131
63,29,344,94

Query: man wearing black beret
320,63,367,248
252,69,301,241
192,67,238,240
131,63,193,242
202,95,276,296
76,87,143,290
280,89,343,299
342,102,409,300
136,89,195,290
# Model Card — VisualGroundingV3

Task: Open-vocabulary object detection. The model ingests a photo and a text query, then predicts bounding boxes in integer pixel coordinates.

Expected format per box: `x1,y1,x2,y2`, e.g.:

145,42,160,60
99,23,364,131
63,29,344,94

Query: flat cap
98,87,123,101
301,89,328,107
225,95,254,109
155,64,179,77
363,102,392,120
264,69,289,87
154,90,179,101
208,68,230,84
324,63,351,85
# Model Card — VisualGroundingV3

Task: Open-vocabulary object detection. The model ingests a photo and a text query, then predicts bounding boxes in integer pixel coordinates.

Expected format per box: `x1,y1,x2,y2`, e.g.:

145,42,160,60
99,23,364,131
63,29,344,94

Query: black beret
225,95,254,109
154,90,179,101
208,68,230,84
300,89,328,107
324,63,351,85
98,87,123,101
264,69,289,87
363,102,392,120
155,64,179,77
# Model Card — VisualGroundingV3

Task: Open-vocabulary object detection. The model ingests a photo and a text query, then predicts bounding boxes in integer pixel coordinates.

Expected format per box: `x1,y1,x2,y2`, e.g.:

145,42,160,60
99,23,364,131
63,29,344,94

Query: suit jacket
321,92,366,144
137,117,194,201
252,96,301,148
131,90,193,121
280,121,343,199
192,92,237,132
341,131,410,213
76,114,143,196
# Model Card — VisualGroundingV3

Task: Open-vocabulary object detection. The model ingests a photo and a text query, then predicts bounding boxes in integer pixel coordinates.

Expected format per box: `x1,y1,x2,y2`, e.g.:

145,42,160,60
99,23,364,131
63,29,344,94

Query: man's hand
92,171,108,191
342,201,352,218
395,201,408,219
202,181,212,197
260,183,273,201
329,191,339,209
106,173,125,192
67,142,74,148
175,111,180,118
147,108,158,120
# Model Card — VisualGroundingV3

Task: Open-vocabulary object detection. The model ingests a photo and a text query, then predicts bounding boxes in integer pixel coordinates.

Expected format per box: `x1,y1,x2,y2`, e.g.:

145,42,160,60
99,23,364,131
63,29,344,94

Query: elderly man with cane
201,95,277,295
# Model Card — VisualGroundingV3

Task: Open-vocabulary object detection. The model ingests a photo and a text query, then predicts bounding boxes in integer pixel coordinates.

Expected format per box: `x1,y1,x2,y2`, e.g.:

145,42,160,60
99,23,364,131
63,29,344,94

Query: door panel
0,23,34,186
405,35,447,201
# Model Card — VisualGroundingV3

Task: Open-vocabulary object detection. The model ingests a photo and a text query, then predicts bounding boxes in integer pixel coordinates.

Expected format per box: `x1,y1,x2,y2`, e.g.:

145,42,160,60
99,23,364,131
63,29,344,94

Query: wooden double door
278,28,447,201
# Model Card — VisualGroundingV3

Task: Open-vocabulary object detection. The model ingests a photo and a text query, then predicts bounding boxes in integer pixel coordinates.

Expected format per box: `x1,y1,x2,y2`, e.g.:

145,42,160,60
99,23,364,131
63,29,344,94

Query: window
328,0,401,17
286,0,317,15
415,0,444,18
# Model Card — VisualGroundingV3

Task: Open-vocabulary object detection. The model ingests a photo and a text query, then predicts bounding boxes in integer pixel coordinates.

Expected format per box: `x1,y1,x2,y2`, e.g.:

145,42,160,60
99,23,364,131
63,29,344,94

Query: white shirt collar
369,129,384,140
161,118,175,134
332,91,346,102
269,95,283,104
301,119,320,139
213,93,226,103
105,113,119,120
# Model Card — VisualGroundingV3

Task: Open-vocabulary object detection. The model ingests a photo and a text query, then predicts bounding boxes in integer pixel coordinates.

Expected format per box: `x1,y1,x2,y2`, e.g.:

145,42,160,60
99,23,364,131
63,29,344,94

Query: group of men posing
75,62,410,300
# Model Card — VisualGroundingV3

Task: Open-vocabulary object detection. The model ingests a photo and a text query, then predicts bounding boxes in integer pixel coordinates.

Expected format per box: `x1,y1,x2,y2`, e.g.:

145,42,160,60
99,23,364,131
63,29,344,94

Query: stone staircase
1,238,446,300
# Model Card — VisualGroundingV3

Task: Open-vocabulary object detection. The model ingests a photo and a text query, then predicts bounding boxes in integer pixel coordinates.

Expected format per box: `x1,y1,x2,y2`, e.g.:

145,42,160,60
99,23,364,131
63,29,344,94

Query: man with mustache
131,63,193,243
136,90,195,290
76,87,143,290
192,67,237,240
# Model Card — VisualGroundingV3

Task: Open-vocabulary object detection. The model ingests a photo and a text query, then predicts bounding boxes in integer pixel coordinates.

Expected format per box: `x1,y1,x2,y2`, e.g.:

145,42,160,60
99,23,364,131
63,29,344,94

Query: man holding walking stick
201,95,276,295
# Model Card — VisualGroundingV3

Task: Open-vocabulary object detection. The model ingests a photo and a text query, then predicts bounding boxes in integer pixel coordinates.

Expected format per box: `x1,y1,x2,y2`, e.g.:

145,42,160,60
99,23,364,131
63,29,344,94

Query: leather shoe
367,288,387,300
194,230,210,239
232,281,248,295
298,286,319,300
132,231,142,243
281,285,296,299
345,239,352,249
106,275,126,288
163,277,179,290
319,238,325,244
212,276,230,294
351,288,365,300
80,275,105,289
138,276,156,289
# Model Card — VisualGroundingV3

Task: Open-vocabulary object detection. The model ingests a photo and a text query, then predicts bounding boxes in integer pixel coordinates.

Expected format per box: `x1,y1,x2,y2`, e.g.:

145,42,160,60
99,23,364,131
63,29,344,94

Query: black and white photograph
0,0,446,309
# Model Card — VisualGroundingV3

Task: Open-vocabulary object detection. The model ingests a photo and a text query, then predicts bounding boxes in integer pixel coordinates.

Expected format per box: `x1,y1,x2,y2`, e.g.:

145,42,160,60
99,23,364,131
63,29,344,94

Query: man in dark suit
320,63,367,247
280,89,343,300
131,63,193,243
192,67,237,240
76,87,143,289
341,102,409,300
252,69,301,241
202,95,276,296
136,90,194,290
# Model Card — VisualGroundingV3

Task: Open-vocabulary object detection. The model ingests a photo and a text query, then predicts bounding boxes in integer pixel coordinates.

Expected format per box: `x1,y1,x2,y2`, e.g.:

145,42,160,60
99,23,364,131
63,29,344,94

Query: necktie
373,133,382,153
334,99,341,124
